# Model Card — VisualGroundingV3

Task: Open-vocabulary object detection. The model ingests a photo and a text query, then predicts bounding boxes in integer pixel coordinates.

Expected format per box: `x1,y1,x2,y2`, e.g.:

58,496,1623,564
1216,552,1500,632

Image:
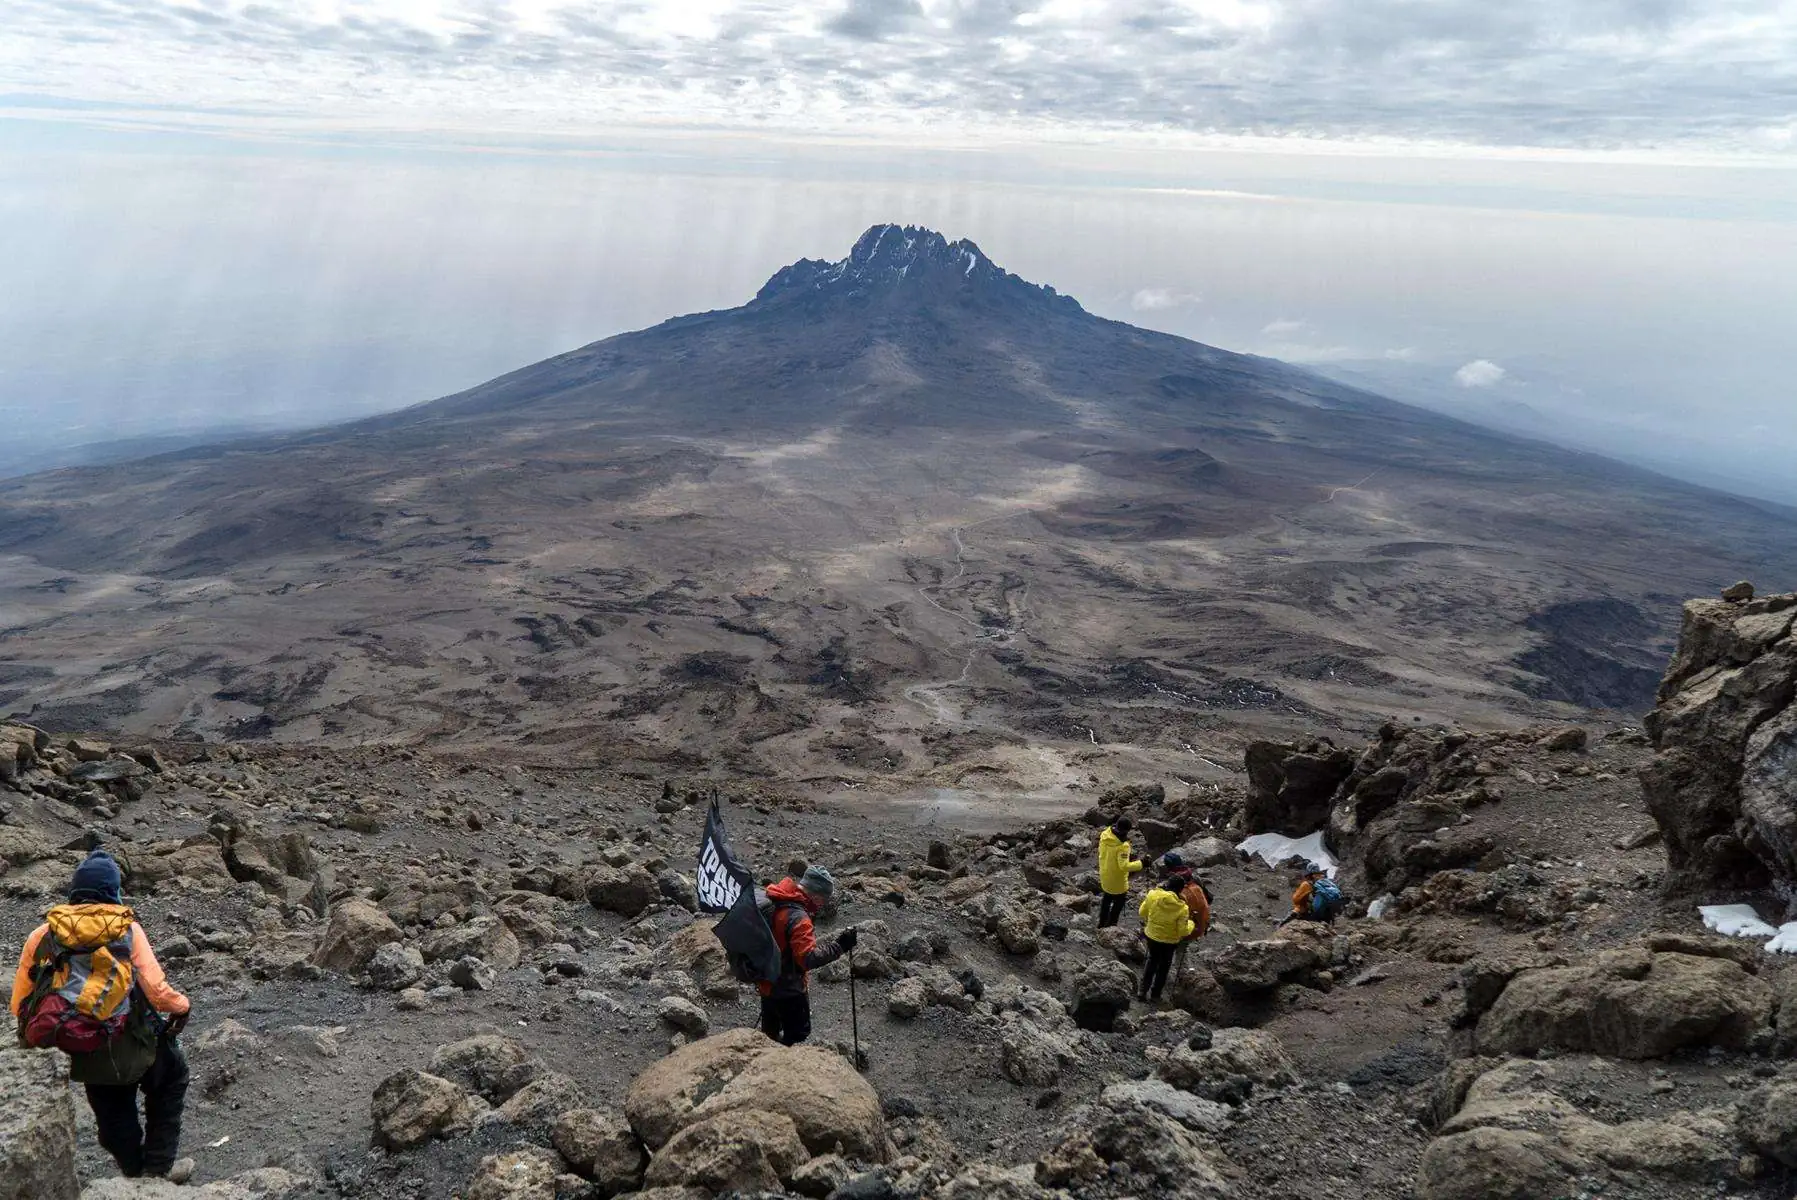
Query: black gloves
165,1011,189,1038
836,927,859,953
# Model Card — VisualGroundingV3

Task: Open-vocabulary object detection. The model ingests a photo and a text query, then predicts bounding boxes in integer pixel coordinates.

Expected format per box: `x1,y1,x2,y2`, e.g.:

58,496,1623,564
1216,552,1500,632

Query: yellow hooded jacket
1140,885,1197,945
1097,827,1143,896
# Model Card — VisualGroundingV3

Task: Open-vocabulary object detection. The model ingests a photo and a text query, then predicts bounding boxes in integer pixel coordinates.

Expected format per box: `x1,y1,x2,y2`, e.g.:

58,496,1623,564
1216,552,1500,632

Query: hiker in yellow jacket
1096,817,1143,929
1137,867,1196,1002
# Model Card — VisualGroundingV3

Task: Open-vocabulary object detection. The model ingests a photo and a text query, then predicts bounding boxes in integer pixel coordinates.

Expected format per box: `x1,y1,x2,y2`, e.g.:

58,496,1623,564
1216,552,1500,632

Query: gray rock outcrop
1474,946,1772,1059
1641,588,1797,897
0,1048,77,1200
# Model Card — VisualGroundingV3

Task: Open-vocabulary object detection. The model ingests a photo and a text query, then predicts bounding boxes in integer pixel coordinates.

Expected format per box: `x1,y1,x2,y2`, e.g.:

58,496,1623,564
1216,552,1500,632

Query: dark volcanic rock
1242,739,1354,834
1641,590,1797,897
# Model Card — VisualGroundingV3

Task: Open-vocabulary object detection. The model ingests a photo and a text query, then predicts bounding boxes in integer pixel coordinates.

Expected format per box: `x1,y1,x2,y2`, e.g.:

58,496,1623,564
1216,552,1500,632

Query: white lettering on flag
697,836,741,912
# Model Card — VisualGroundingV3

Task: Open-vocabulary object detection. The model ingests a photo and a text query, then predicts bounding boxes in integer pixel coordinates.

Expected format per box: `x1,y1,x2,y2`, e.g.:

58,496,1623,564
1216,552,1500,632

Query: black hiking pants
760,993,812,1046
1097,892,1127,929
1140,940,1178,1002
86,1035,188,1177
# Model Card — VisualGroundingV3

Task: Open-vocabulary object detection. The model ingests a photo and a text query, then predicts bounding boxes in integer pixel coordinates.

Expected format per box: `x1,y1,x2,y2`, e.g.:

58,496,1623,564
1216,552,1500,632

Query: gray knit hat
799,865,836,898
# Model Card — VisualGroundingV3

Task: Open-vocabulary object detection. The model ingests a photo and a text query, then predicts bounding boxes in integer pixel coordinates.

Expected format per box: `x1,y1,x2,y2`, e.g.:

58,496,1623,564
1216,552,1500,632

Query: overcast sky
3,1,1795,500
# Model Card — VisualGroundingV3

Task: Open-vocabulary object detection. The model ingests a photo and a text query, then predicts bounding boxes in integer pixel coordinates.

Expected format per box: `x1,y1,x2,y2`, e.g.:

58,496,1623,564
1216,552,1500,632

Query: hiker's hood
766,877,818,913
45,903,134,949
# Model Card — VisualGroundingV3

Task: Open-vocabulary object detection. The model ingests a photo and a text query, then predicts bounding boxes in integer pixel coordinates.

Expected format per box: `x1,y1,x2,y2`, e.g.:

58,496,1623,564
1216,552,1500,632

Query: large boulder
420,915,522,971
1418,1058,1737,1198
464,1147,561,1200
690,1043,890,1162
365,942,425,991
0,827,58,870
1206,930,1328,995
994,908,1043,956
370,1069,479,1151
0,1047,78,1200
495,1072,584,1138
587,864,660,917
623,1031,890,1167
643,1110,807,1193
1475,947,1772,1059
1037,1095,1234,1195
1641,590,1797,896
999,1016,1076,1088
936,1163,1063,1200
428,1035,539,1103
1415,1128,1586,1200
624,1029,775,1150
552,1109,647,1192
1159,1029,1296,1102
1738,1079,1797,1168
1243,738,1355,834
662,922,741,999
311,898,402,974
1067,959,1136,1032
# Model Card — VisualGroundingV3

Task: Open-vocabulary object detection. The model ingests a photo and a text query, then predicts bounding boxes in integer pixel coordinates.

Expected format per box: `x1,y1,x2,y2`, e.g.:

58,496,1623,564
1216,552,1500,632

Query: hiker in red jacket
758,866,857,1046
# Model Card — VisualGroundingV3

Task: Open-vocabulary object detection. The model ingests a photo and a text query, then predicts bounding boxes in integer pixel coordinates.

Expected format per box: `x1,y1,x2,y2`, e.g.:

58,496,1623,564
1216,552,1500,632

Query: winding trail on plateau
903,519,1030,724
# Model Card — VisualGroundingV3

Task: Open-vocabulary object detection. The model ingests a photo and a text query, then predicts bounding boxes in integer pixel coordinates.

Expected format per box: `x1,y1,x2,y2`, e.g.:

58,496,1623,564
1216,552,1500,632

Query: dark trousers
86,1036,188,1177
1140,940,1178,1001
760,993,812,1046
1097,891,1127,929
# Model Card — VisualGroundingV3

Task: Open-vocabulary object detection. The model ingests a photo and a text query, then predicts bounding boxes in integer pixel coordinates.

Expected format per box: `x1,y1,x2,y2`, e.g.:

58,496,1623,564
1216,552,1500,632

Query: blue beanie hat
799,865,836,898
68,849,123,904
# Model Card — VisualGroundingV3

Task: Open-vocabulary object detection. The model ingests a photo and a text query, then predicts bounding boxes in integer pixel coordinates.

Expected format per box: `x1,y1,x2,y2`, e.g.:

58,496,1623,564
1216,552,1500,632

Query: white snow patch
1699,903,1778,939
1367,894,1396,920
1238,831,1337,877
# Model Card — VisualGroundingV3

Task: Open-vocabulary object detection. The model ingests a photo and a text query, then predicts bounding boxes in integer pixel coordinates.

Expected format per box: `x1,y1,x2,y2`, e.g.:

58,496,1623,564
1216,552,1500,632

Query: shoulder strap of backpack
770,902,804,974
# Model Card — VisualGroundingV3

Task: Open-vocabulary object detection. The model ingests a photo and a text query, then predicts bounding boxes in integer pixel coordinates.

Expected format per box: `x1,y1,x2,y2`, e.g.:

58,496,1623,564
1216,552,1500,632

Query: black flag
698,797,779,984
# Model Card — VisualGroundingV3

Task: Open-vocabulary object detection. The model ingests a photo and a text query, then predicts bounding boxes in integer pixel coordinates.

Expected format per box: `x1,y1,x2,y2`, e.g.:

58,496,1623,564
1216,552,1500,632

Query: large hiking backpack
19,906,136,1054
723,897,801,985
1309,877,1345,920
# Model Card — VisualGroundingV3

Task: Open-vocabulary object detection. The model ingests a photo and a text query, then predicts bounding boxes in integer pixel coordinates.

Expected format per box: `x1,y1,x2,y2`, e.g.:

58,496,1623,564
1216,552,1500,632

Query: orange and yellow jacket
1139,886,1197,945
11,904,190,1019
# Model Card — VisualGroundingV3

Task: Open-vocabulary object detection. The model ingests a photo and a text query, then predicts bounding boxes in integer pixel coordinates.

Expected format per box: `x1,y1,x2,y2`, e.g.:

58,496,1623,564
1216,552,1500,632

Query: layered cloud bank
4,0,1796,151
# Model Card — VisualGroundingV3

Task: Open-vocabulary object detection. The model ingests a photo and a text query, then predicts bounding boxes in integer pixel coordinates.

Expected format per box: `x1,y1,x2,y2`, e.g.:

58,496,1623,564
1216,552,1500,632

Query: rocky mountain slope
2,227,1795,809
2,586,1797,1199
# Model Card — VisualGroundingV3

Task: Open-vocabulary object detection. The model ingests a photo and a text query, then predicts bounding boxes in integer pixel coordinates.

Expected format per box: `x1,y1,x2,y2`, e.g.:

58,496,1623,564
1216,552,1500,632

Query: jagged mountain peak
752,223,1084,315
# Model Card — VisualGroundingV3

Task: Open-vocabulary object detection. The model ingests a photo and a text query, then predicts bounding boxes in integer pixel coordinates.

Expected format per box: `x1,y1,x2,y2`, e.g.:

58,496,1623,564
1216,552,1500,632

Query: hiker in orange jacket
1161,852,1211,983
757,866,857,1046
11,849,193,1181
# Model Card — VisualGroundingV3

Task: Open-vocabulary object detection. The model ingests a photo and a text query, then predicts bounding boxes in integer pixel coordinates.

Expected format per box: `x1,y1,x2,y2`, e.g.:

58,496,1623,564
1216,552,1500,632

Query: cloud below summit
3,0,1795,151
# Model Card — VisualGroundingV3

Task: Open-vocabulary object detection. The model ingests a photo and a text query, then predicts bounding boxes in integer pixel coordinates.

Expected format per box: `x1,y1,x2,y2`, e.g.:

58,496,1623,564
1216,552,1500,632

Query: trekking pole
848,945,864,1070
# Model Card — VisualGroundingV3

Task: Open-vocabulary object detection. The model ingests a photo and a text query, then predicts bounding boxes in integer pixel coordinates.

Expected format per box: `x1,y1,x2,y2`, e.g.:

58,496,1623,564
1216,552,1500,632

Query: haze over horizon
3,1,1795,502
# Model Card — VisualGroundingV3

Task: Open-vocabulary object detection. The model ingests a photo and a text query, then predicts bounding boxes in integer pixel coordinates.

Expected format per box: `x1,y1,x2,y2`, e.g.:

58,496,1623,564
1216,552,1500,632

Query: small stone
449,956,497,991
657,995,710,1036
1722,580,1756,602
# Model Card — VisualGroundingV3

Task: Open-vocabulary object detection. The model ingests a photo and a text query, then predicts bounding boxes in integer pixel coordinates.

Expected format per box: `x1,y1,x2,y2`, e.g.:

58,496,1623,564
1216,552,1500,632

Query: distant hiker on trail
1285,867,1344,926
758,865,858,1046
1137,865,1196,1003
1161,852,1211,980
11,849,193,1182
1096,817,1143,929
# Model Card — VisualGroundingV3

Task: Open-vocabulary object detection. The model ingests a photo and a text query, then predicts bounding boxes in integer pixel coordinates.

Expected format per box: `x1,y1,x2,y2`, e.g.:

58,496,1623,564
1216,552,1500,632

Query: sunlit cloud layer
3,0,1795,151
